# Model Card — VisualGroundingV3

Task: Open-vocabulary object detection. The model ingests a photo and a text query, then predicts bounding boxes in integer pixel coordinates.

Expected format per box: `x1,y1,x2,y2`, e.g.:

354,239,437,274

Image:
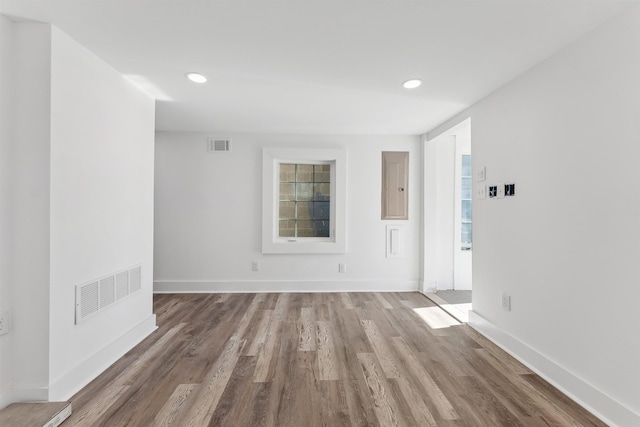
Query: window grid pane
461,154,472,250
279,163,331,238
461,155,472,177
461,177,472,199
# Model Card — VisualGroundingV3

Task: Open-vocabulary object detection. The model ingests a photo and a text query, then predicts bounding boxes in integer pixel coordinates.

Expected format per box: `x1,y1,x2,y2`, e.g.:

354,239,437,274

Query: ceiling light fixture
185,72,207,84
402,79,422,89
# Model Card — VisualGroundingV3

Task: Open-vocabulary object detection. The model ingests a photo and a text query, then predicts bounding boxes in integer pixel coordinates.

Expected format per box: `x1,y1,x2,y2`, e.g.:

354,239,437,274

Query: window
262,148,346,253
461,154,472,250
279,163,331,238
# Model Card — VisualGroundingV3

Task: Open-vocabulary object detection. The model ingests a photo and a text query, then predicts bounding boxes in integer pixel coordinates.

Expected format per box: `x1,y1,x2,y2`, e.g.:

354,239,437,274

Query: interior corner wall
427,6,640,426
154,133,421,293
0,14,15,408
9,21,53,403
47,27,156,400
0,19,156,407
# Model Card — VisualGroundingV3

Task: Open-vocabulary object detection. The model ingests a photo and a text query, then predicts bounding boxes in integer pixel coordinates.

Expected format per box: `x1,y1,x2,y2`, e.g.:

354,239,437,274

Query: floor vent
207,138,231,152
75,264,142,324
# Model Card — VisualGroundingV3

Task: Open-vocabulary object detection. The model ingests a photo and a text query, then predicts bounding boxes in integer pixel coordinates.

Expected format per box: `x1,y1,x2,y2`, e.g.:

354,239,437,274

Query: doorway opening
423,118,472,322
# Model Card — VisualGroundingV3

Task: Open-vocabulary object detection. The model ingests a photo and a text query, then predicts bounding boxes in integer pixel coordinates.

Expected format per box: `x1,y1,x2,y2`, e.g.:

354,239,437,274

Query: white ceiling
1,0,635,135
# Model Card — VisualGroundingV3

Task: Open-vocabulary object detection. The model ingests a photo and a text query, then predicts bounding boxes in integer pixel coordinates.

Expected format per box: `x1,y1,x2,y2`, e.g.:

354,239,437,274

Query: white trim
154,280,419,293
48,314,157,401
469,311,640,427
262,148,346,254
6,386,48,405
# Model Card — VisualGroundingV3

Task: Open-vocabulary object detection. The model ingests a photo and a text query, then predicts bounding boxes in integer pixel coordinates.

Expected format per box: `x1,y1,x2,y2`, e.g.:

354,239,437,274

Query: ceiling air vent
207,138,231,152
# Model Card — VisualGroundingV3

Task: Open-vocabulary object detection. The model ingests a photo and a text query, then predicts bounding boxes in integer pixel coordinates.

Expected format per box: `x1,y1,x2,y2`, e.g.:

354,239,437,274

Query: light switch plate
475,166,486,182
497,182,505,198
502,293,511,311
476,184,486,200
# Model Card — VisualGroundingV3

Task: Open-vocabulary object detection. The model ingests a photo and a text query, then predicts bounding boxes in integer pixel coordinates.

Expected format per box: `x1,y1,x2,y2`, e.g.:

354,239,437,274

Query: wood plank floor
67,292,606,426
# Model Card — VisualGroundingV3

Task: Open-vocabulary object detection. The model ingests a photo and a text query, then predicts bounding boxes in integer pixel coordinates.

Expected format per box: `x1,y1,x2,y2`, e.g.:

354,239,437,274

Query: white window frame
262,148,346,254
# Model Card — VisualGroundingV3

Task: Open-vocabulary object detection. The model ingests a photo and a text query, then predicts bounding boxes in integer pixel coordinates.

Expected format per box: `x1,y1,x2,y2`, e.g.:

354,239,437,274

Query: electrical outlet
0,311,9,335
338,263,346,273
251,261,260,271
502,293,511,312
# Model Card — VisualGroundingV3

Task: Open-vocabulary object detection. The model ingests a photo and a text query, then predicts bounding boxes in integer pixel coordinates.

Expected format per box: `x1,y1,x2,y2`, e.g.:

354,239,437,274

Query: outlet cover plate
502,293,511,311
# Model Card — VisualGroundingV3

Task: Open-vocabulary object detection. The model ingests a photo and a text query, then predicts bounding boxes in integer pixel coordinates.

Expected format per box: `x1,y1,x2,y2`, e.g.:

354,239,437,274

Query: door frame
422,117,472,293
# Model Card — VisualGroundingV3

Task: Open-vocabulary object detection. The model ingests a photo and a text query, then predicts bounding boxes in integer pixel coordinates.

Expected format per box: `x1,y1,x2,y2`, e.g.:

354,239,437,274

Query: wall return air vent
207,138,231,152
75,264,142,324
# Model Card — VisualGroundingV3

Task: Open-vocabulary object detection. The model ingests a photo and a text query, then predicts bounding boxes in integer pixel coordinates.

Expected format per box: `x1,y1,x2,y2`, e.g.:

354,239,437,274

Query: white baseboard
469,311,639,427
48,314,157,401
3,385,48,406
154,280,419,294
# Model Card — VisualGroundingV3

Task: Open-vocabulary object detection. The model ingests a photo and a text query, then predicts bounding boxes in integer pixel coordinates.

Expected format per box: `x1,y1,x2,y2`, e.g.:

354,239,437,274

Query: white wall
428,6,640,426
154,133,421,292
47,27,156,399
10,21,52,402
424,135,455,291
0,14,14,407
0,20,156,406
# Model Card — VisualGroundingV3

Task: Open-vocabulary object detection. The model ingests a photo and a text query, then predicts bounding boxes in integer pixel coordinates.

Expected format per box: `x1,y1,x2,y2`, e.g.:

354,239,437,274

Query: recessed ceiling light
402,79,422,89
185,72,207,84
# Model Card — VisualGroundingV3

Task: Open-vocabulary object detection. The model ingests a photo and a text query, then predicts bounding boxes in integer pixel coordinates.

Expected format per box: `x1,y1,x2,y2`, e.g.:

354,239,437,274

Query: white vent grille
76,264,143,324
207,138,231,152
80,282,99,319
115,271,129,300
99,276,115,308
130,265,142,292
